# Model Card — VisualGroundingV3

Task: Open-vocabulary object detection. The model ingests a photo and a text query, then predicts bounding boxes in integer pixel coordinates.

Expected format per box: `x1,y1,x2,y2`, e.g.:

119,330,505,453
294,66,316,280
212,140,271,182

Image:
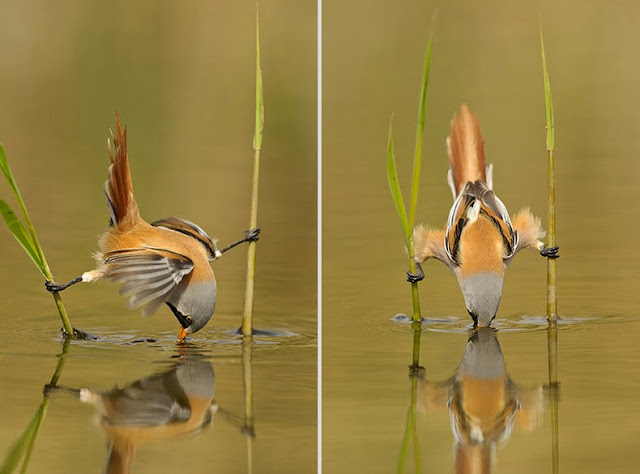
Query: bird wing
445,181,518,263
150,217,218,259
103,247,194,316
444,192,476,265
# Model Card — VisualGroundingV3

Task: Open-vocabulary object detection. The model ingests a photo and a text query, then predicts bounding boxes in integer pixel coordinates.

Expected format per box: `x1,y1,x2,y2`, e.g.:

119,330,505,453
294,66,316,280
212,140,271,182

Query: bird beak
178,326,189,342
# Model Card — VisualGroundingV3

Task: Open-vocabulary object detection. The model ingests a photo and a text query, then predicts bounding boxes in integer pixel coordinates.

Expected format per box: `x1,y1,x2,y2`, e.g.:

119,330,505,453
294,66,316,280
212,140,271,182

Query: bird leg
45,276,83,293
45,269,103,293
406,261,425,283
218,228,261,255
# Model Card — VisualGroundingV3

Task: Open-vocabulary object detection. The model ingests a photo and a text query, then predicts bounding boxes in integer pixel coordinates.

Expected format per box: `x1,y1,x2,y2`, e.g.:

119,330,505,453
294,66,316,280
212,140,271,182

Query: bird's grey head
169,280,217,335
188,282,217,334
185,307,213,334
458,272,504,327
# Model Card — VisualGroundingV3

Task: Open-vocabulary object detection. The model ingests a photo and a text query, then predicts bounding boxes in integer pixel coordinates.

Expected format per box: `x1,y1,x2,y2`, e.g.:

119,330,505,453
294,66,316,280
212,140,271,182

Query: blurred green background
324,1,640,473
0,1,316,473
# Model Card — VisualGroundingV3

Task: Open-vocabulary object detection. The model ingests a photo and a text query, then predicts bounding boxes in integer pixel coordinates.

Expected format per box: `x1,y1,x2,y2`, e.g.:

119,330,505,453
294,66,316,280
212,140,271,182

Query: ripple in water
391,312,612,334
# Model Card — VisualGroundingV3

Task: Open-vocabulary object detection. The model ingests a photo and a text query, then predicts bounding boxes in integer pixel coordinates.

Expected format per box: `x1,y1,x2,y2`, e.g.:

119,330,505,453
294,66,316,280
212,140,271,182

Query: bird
409,104,558,327
45,113,259,340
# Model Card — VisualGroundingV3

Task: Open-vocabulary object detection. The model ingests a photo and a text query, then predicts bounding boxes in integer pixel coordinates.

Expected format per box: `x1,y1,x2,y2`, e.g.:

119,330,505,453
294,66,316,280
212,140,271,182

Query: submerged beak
178,326,189,342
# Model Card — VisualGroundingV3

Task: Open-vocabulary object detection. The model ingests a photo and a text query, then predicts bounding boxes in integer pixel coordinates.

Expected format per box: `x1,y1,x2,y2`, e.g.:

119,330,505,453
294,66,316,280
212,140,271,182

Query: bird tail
104,113,139,228
446,104,490,198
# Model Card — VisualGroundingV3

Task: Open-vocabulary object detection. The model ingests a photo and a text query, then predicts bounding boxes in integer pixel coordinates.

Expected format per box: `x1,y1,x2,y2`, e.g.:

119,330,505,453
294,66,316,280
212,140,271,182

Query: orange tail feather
105,113,139,228
446,104,487,196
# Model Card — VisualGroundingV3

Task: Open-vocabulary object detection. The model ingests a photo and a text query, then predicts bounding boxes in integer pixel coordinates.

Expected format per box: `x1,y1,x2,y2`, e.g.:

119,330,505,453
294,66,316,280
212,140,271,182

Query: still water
324,1,640,473
0,1,316,473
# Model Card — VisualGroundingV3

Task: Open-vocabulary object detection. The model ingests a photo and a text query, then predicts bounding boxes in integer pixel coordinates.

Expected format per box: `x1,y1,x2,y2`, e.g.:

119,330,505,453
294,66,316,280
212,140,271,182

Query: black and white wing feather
103,247,194,316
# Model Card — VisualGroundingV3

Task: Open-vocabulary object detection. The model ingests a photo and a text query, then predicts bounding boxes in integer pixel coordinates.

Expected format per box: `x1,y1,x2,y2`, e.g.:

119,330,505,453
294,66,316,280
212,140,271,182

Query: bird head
458,272,504,327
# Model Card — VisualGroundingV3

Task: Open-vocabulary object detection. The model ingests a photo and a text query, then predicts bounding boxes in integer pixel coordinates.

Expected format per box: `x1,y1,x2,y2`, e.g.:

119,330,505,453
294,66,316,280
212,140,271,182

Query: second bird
409,104,558,326
46,114,259,340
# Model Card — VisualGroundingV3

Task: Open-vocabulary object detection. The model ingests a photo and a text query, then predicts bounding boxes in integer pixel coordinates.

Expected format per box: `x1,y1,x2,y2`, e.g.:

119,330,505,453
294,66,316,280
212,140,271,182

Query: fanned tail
446,104,487,197
105,113,139,228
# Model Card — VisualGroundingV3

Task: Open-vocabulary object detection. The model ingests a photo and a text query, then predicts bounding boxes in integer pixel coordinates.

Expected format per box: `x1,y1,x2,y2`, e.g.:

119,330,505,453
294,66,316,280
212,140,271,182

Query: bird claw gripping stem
406,261,425,283
540,245,560,259
45,276,82,293
245,228,261,242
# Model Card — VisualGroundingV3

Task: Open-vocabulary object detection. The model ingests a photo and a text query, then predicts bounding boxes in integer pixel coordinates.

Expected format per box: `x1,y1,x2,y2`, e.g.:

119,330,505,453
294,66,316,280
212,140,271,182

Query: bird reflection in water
418,328,543,473
60,348,217,474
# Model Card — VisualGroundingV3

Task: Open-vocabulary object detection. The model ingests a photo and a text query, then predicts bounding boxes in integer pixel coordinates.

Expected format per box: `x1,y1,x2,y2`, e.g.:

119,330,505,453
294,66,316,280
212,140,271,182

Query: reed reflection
418,328,543,473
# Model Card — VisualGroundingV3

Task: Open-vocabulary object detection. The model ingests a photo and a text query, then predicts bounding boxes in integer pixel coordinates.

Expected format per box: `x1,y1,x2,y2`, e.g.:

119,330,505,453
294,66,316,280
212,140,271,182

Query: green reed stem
0,147,74,336
410,321,422,370
541,26,560,465
386,24,434,326
408,24,435,232
386,123,421,322
540,23,558,322
242,148,261,337
242,5,265,337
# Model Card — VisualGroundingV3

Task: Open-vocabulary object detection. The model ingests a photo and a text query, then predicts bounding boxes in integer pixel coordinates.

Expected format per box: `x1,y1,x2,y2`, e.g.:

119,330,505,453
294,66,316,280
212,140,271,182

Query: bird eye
186,316,192,325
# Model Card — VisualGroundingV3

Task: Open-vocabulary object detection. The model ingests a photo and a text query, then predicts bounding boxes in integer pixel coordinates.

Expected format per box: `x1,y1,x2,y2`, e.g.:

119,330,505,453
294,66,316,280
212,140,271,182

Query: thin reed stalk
386,123,421,322
386,27,435,325
410,321,422,370
242,5,265,337
0,146,74,336
539,23,558,321
541,24,560,471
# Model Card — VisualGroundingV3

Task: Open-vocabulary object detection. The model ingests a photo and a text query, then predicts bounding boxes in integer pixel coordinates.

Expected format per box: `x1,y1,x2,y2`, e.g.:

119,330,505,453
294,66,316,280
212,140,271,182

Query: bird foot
540,246,560,259
43,383,58,396
408,365,426,378
406,271,424,283
45,281,64,293
45,276,82,293
406,261,424,283
245,228,261,242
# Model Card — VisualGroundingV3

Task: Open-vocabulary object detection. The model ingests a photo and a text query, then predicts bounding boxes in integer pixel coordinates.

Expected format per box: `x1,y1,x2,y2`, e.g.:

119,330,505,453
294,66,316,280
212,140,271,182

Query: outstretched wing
103,247,194,316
